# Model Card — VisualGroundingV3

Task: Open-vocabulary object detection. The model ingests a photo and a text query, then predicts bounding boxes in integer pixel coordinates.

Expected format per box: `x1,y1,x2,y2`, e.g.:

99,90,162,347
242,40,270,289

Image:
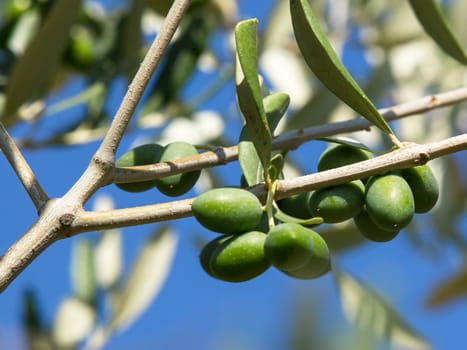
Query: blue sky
1,1,467,349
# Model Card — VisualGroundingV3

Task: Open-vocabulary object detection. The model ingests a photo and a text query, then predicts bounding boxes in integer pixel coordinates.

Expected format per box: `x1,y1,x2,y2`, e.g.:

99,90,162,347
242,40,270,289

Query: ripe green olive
155,142,201,197
365,174,415,231
308,181,364,223
400,165,439,213
192,188,263,234
317,144,372,172
276,192,313,219
115,144,163,192
354,209,400,242
264,223,330,278
207,231,270,282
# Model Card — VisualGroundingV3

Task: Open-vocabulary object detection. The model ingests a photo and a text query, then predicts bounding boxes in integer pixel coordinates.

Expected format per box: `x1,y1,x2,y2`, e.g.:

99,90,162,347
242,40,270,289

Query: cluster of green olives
192,188,331,282
115,141,200,197
278,144,439,242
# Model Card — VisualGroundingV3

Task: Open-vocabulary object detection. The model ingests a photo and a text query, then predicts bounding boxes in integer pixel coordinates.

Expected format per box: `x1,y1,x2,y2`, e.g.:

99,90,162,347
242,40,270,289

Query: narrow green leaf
273,205,323,226
235,18,272,172
335,270,430,350
408,0,467,65
94,229,122,290
263,92,290,132
4,0,81,125
289,0,393,134
109,226,177,332
317,136,374,153
71,238,96,306
238,93,289,186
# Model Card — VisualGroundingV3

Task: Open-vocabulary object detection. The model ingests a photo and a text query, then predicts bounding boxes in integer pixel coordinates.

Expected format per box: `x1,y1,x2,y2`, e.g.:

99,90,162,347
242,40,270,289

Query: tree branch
112,87,467,185
70,133,467,234
0,122,49,210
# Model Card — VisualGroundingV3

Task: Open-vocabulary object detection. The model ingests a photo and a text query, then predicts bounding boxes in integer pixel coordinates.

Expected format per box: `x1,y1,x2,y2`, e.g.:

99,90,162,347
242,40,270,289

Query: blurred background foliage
0,0,466,349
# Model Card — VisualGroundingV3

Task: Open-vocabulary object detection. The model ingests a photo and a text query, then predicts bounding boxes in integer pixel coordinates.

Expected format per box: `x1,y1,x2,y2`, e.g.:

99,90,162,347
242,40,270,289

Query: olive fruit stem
266,180,277,230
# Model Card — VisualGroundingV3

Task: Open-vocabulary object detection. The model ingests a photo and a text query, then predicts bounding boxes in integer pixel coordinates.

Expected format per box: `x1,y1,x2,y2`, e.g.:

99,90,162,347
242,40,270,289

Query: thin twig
113,87,467,185
0,122,49,210
70,133,467,234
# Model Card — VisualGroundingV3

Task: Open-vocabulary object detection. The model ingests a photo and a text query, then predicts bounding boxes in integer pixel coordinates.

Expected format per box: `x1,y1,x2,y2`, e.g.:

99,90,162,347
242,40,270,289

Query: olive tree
1,0,467,348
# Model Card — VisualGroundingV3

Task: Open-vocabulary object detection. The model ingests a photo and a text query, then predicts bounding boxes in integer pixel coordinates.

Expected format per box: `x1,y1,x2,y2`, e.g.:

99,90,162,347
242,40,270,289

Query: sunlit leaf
109,226,178,332
408,0,467,65
4,0,81,125
235,18,272,174
335,270,430,350
289,0,393,134
52,297,96,348
71,238,96,306
95,229,122,290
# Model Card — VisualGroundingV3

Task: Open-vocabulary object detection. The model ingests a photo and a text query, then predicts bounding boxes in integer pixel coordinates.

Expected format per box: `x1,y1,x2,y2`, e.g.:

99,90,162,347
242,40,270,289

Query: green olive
276,192,313,219
400,165,439,213
155,142,201,197
208,231,270,282
264,223,330,278
192,188,263,234
317,144,372,172
199,235,233,277
308,181,364,223
365,174,415,231
115,144,163,192
354,209,400,242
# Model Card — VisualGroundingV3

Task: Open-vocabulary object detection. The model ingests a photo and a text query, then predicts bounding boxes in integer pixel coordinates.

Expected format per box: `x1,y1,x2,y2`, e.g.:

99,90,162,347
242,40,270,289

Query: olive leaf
71,238,96,306
3,0,81,126
335,269,430,350
235,19,272,176
408,0,467,65
426,268,467,308
317,136,374,154
289,0,393,134
239,92,290,186
273,205,323,226
108,226,177,332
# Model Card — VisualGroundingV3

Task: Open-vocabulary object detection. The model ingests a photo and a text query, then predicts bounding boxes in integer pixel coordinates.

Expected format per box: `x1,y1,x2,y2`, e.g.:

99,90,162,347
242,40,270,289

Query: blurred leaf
3,0,81,125
21,287,55,350
289,0,393,134
141,10,216,114
109,226,178,332
71,238,96,306
426,267,467,308
95,229,122,290
52,297,96,348
115,0,145,78
408,0,467,65
235,18,272,174
335,270,430,350
239,93,288,186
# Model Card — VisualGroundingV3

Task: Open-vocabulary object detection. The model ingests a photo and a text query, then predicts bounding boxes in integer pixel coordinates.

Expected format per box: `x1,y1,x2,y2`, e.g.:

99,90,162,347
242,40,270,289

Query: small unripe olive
192,188,263,234
308,181,364,223
208,231,270,282
354,209,400,242
365,174,414,231
155,142,201,197
264,223,330,279
276,192,313,219
400,165,439,213
318,144,372,172
115,144,163,192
